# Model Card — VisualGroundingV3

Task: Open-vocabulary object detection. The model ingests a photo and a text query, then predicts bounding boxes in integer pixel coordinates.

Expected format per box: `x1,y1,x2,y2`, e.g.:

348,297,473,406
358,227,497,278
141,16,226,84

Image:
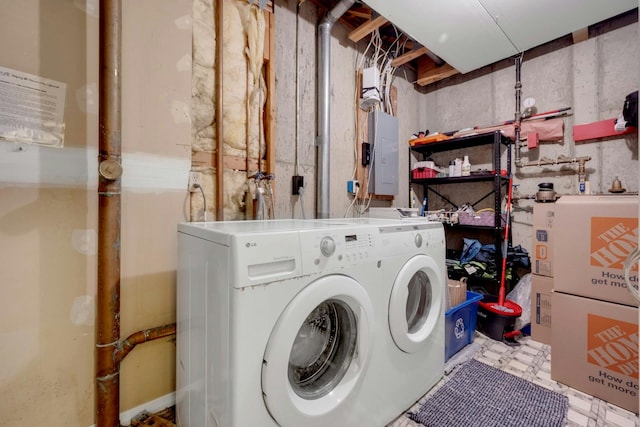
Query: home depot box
551,291,638,413
530,275,553,345
532,202,555,277
554,195,638,306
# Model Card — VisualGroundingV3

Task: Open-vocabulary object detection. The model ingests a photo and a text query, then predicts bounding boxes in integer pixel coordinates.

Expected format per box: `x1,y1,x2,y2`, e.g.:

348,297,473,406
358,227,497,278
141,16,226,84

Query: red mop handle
498,177,513,306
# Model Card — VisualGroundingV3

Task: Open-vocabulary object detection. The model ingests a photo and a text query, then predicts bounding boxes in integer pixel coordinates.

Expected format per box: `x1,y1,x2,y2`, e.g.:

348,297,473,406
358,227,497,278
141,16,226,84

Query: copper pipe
116,324,176,365
517,155,591,168
96,0,122,426
514,54,523,168
215,0,224,220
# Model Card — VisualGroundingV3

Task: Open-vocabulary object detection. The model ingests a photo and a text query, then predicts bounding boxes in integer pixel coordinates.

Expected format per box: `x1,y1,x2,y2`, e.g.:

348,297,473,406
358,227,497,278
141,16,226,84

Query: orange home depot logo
587,314,638,378
590,217,638,269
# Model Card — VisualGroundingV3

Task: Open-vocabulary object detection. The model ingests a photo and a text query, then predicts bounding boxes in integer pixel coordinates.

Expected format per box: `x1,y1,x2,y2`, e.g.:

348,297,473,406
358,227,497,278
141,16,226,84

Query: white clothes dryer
177,220,384,426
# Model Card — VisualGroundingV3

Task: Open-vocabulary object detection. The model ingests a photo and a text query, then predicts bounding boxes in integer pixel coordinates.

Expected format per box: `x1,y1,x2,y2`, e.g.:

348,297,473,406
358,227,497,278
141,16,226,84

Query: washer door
389,254,444,353
262,274,374,427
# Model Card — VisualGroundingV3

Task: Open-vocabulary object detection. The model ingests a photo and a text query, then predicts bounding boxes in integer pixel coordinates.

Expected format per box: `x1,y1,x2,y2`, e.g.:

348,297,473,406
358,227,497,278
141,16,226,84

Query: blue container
445,291,483,360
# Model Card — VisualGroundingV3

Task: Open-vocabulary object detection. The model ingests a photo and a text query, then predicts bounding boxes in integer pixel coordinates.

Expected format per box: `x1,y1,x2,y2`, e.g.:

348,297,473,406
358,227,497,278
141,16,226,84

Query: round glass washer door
388,254,444,353
262,274,374,427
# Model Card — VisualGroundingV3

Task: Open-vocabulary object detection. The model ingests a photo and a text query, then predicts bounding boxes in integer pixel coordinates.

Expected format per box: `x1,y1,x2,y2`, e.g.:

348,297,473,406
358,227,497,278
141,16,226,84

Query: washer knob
414,233,423,248
320,236,336,257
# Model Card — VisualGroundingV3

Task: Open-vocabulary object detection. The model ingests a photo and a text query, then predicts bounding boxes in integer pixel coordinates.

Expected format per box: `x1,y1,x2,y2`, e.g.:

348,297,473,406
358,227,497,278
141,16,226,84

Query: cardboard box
551,291,638,413
554,195,639,307
532,203,555,277
530,275,553,345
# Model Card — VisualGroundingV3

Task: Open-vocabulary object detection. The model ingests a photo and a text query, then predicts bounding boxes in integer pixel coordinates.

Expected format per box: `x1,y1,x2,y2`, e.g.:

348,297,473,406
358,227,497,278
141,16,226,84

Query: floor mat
408,359,568,427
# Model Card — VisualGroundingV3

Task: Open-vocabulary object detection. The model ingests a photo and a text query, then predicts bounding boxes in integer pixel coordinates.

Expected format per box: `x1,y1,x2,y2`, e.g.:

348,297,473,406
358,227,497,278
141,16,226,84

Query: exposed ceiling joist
391,46,428,67
572,27,589,44
347,15,388,42
346,7,372,19
417,58,458,86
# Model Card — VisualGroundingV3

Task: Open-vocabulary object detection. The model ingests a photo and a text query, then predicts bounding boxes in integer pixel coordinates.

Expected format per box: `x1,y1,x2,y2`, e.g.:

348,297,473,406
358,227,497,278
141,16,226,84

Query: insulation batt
191,0,267,219
224,169,249,220
222,0,266,160
192,0,216,152
222,0,249,154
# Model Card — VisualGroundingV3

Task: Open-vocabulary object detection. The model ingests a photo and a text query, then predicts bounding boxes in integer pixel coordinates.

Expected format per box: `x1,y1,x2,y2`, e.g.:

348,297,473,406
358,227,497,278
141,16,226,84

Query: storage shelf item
409,130,512,294
411,174,510,185
425,210,459,225
410,130,511,154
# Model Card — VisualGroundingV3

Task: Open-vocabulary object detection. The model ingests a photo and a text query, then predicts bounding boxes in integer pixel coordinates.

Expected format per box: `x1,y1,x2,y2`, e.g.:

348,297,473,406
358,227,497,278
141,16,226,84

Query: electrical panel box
367,111,399,196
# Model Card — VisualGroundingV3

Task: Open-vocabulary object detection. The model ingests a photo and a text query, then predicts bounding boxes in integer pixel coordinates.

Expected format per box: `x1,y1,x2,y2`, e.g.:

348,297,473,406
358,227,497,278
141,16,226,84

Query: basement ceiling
310,0,638,85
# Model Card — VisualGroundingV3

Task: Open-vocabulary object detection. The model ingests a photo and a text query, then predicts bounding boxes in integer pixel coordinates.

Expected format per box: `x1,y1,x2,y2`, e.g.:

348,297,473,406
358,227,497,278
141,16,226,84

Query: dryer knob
414,233,423,248
320,236,336,257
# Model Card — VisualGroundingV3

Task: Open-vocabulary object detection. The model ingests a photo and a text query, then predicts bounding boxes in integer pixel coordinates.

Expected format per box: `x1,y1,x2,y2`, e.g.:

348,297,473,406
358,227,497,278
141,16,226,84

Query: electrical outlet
347,180,359,194
189,171,201,192
292,175,304,195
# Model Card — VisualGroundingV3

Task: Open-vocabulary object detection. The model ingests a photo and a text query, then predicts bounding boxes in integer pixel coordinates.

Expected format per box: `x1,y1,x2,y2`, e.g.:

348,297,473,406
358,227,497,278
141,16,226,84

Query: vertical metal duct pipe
96,0,122,425
316,0,355,218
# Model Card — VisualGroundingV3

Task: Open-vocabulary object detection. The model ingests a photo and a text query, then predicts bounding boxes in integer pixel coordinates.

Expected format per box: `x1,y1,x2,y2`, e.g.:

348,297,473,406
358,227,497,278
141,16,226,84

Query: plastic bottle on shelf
454,158,462,177
462,155,471,176
448,160,455,177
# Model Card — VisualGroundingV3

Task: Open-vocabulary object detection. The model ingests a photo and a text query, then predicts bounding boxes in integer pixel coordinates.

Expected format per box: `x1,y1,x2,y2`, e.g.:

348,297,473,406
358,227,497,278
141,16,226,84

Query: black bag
623,91,638,127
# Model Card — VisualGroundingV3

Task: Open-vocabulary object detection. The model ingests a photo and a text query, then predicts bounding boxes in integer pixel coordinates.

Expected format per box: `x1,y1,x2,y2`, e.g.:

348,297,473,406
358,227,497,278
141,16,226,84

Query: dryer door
262,274,374,427
389,254,444,353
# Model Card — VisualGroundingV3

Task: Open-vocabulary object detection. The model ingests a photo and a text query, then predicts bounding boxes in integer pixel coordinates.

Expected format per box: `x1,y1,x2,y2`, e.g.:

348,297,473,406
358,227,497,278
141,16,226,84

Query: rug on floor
408,359,569,427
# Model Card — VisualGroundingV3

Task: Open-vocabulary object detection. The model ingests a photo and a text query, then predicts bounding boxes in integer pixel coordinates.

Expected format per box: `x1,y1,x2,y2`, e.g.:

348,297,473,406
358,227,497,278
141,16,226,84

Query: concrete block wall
273,0,421,219
417,12,638,250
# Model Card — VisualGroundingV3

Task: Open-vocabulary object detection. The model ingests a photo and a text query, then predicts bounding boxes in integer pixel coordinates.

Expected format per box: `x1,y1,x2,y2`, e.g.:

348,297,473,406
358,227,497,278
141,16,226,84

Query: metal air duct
316,0,355,218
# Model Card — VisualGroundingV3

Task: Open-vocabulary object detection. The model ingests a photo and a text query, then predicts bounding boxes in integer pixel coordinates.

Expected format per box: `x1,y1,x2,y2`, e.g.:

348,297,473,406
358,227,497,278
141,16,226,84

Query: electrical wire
267,179,275,219
344,182,361,217
352,69,361,182
299,186,307,219
294,2,301,178
255,181,264,220
194,183,207,221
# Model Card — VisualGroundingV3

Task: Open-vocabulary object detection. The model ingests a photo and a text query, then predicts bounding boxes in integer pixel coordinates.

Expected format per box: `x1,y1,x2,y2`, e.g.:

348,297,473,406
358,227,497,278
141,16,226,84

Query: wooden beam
390,46,428,68
264,9,276,175
572,27,589,44
416,57,458,86
215,0,225,220
348,15,388,42
192,151,262,172
346,7,372,19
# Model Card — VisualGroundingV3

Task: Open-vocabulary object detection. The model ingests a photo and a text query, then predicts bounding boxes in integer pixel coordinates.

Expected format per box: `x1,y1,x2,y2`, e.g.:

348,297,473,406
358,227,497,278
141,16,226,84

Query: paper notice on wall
0,66,66,148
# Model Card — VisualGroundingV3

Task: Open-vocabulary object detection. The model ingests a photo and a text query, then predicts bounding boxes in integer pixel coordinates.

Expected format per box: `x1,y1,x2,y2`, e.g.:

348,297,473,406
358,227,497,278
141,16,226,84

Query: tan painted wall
0,1,191,426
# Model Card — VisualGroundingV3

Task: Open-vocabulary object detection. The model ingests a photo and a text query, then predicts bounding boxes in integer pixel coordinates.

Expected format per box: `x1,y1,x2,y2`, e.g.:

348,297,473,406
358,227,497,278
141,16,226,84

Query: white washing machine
176,218,445,427
317,217,446,422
